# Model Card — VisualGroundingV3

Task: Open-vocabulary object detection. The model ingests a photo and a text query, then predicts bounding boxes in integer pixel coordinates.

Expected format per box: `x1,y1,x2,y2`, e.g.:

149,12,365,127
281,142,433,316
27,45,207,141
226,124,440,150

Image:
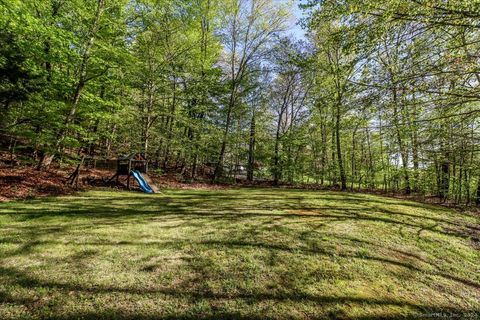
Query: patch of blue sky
276,0,307,40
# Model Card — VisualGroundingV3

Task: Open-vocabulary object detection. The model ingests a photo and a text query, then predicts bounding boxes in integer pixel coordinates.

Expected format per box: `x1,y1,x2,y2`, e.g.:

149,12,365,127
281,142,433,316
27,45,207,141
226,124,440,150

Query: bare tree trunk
410,93,419,192
440,154,450,201
351,125,358,190
320,119,327,185
141,81,154,157
273,121,281,185
476,175,480,205
392,87,410,194
37,0,105,170
365,127,375,188
212,88,235,182
163,75,177,170
335,99,346,191
331,125,337,187
247,109,255,181
105,123,116,158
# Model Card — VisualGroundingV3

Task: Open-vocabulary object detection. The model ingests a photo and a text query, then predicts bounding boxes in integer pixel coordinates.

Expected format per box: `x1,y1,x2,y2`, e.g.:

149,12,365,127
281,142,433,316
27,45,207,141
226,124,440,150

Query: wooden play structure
108,153,148,189
66,153,157,192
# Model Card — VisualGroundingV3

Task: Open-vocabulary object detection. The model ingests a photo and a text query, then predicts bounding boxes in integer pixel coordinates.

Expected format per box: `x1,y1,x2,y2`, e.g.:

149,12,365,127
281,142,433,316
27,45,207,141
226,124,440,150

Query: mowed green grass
0,188,479,320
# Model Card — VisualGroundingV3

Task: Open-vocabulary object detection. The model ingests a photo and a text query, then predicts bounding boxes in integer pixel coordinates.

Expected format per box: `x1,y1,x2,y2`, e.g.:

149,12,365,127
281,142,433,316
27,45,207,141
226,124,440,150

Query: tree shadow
0,189,478,318
0,264,477,320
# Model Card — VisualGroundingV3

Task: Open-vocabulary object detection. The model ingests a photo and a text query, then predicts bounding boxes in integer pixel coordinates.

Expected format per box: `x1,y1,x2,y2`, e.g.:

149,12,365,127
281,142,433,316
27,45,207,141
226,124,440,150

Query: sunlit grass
0,188,479,319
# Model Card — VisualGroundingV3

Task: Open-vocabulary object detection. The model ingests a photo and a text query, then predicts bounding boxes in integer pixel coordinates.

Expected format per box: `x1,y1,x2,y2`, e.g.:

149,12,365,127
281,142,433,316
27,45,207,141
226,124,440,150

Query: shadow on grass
0,189,478,319
0,265,478,320
1,235,478,289
2,193,475,243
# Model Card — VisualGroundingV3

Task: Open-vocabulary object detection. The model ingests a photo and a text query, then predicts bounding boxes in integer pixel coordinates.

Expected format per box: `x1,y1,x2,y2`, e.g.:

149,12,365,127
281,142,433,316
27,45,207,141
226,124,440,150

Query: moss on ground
0,188,479,319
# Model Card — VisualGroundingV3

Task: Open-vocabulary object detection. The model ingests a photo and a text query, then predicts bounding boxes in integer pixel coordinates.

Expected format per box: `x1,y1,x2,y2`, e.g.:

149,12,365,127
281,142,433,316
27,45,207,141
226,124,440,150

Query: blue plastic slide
131,170,154,193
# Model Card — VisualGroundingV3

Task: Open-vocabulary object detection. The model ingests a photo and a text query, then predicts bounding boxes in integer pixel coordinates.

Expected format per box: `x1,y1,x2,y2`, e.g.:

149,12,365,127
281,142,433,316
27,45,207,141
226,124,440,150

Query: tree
212,0,289,182
309,19,357,190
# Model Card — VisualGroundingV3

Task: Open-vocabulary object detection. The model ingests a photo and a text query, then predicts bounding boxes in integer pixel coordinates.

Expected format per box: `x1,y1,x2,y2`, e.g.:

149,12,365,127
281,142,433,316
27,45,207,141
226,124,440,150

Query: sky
283,0,308,40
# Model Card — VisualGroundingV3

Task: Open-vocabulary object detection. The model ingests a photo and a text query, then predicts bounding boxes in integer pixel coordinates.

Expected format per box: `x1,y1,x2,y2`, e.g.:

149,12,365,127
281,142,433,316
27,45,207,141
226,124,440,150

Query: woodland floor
0,188,479,319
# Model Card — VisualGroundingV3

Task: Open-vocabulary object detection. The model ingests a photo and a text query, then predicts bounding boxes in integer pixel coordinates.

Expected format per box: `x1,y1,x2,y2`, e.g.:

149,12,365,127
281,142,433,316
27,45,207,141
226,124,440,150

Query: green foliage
1,0,479,203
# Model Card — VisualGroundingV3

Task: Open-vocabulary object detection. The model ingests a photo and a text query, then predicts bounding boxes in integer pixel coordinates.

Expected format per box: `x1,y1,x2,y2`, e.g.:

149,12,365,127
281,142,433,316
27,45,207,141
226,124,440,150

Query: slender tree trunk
410,93,419,192
320,120,326,185
247,109,255,182
89,119,100,157
212,8,238,183
272,77,294,185
190,3,209,180
440,154,450,201
365,127,375,188
105,123,116,158
335,100,346,191
142,81,155,157
287,144,293,183
351,126,358,190
331,121,337,187
88,86,105,157
163,75,177,169
37,0,105,170
476,175,480,205
391,87,410,194
212,87,235,182
273,115,282,185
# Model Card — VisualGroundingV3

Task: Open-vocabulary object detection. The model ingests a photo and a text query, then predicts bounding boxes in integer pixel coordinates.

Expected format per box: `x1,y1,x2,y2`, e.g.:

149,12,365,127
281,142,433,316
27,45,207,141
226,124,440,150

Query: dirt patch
0,165,234,202
0,166,75,202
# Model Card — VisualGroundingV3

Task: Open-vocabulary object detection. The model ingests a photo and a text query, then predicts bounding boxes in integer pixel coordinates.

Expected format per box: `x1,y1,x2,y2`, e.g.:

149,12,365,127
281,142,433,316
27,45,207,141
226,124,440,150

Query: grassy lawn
0,188,479,319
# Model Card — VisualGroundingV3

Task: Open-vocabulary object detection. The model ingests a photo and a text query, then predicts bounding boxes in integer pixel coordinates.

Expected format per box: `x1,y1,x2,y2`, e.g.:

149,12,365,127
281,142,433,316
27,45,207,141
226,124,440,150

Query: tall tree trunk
335,100,346,191
247,109,255,181
320,120,327,185
37,0,105,170
163,75,177,169
88,86,104,157
272,77,294,185
105,123,116,158
365,127,375,188
89,119,100,157
440,153,450,201
212,9,238,183
142,82,154,157
330,121,337,187
391,87,410,194
190,3,210,180
34,1,62,169
410,93,419,192
476,175,480,205
273,108,283,185
212,88,235,182
351,125,358,190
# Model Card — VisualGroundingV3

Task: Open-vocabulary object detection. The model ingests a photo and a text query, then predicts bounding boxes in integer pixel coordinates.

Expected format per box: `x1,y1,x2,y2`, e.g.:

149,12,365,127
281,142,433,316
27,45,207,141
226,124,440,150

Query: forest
1,0,480,204
1,1,479,319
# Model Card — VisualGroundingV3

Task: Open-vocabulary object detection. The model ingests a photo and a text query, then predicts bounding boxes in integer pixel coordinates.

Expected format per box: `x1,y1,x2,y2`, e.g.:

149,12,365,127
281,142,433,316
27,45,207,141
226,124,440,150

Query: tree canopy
1,0,479,204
